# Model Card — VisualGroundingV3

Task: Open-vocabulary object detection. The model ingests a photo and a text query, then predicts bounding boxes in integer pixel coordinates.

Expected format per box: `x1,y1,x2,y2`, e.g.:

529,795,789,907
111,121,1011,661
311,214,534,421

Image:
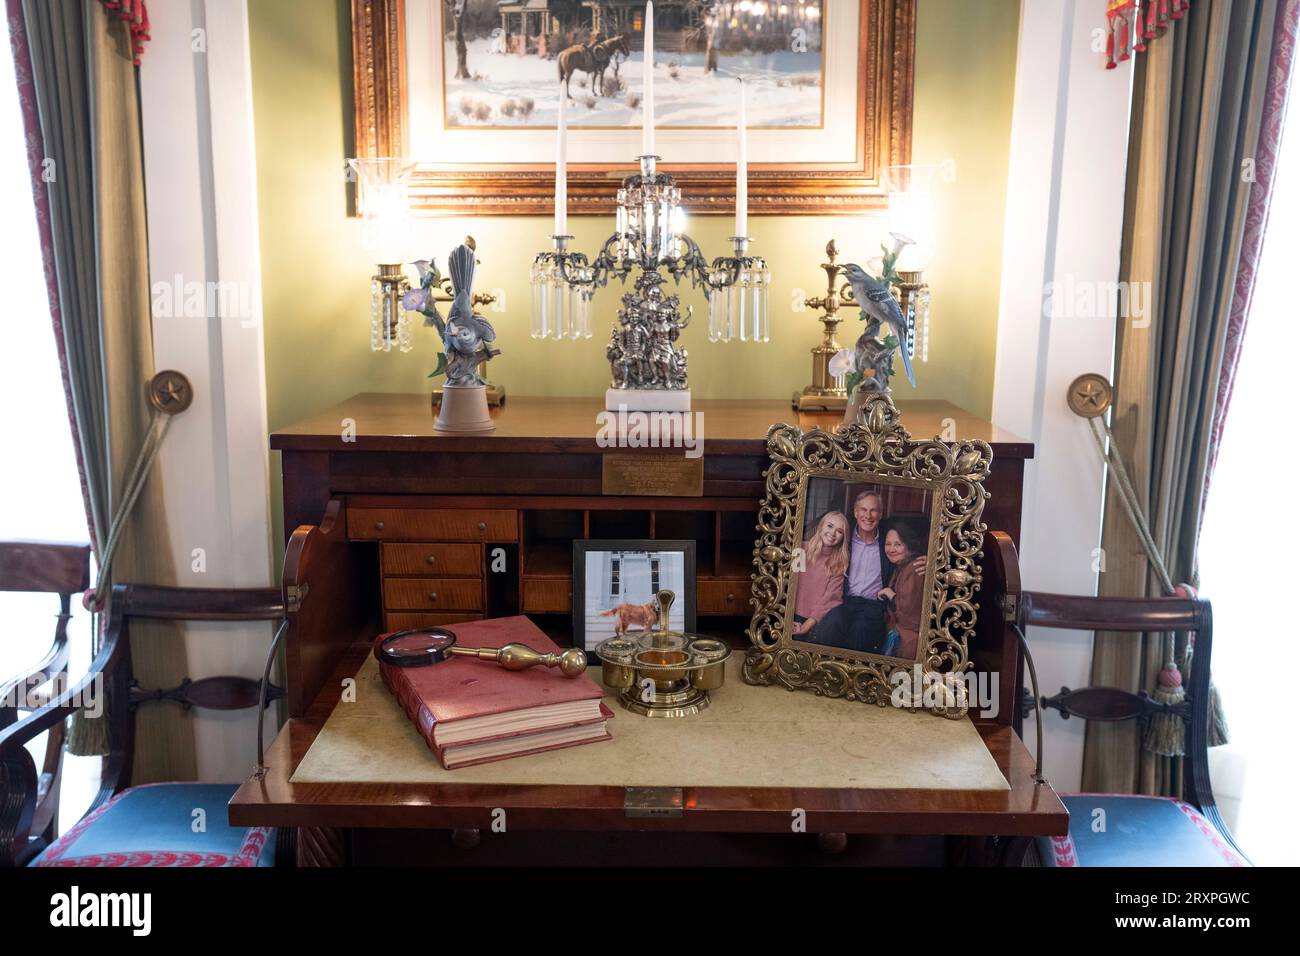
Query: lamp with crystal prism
349,157,416,353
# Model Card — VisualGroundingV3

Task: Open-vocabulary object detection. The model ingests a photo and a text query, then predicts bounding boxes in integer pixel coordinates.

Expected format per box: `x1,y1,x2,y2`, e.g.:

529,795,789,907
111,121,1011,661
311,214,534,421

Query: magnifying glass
376,628,588,677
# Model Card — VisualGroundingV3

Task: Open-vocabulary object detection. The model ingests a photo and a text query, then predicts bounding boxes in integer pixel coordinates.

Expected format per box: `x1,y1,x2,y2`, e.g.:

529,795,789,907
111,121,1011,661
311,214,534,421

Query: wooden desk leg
816,832,848,855
947,835,1032,867
451,827,481,850
296,826,348,867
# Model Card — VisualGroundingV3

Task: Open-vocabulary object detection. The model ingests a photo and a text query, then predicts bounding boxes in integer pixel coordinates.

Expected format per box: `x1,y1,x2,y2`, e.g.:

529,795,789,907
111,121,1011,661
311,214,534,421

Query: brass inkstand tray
593,589,731,718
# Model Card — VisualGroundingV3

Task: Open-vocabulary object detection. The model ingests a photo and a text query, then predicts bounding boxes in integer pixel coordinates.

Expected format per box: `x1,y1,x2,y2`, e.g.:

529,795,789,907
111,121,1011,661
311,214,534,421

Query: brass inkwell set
594,590,731,718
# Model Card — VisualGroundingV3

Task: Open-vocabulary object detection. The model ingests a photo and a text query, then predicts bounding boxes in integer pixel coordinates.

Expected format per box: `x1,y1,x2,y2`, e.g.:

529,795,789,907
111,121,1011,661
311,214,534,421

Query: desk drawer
522,578,571,613
381,542,481,577
383,578,484,612
351,508,517,542
385,612,484,632
698,580,751,615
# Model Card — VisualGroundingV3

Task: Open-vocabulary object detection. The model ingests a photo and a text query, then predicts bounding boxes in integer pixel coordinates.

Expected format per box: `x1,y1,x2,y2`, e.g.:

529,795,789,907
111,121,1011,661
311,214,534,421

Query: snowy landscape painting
441,0,825,129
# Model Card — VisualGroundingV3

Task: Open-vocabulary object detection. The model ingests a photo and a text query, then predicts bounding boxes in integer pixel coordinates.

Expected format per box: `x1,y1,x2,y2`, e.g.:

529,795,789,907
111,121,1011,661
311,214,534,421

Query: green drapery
1084,0,1279,796
20,0,194,782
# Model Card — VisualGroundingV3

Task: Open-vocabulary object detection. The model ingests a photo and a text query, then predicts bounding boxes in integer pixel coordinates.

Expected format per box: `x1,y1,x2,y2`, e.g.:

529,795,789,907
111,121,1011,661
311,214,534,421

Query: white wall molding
140,0,273,782
992,0,1132,790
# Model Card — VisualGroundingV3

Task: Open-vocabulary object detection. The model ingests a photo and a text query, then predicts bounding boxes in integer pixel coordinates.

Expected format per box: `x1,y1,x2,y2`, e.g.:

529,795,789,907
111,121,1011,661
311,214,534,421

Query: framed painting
351,0,915,215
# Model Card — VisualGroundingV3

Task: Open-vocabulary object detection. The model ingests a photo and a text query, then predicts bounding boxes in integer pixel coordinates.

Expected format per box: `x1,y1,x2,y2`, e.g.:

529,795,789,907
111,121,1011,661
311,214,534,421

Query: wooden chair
0,548,288,867
0,541,90,859
989,532,1248,867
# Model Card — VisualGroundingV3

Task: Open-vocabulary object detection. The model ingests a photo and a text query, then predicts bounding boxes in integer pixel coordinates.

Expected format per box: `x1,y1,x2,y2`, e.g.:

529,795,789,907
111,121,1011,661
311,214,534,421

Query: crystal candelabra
529,154,770,411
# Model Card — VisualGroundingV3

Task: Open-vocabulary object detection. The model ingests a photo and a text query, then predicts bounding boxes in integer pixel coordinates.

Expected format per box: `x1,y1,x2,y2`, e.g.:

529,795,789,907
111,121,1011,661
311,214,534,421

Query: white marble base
605,388,691,412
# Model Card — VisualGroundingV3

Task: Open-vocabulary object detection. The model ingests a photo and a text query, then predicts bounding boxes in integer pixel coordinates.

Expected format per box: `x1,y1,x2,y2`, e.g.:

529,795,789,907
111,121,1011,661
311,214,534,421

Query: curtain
14,0,194,782
1084,0,1290,795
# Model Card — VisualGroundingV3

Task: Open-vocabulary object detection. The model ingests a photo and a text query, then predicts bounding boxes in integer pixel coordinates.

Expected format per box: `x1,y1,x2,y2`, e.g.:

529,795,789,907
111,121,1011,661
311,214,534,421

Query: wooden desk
237,394,1061,864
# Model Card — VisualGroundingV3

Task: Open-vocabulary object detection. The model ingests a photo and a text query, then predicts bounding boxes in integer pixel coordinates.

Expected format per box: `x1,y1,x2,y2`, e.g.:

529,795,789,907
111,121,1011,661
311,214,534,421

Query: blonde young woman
792,511,850,637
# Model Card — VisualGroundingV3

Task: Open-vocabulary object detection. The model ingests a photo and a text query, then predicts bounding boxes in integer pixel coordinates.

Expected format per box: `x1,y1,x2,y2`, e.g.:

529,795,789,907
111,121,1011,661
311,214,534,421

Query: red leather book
376,616,612,770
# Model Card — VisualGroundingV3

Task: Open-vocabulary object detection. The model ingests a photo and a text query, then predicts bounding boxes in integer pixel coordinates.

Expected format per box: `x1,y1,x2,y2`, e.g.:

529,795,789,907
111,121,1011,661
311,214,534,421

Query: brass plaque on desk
602,454,703,497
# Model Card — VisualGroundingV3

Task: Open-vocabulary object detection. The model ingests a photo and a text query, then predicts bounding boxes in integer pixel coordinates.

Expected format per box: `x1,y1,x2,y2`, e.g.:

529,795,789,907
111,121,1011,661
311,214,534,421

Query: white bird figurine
840,262,915,389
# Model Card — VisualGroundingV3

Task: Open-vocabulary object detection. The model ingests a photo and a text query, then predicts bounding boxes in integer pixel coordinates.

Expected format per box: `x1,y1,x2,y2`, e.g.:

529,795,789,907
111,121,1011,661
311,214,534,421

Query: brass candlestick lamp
792,240,853,412
791,243,931,412
351,158,506,406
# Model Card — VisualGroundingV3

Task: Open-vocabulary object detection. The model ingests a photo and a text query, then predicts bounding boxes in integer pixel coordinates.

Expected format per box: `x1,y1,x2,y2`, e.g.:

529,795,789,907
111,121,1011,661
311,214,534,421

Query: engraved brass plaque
602,454,703,497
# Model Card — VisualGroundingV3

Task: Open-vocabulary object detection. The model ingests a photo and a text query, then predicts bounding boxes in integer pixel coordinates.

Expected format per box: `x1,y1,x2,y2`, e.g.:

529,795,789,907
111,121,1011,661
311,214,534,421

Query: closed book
376,616,612,769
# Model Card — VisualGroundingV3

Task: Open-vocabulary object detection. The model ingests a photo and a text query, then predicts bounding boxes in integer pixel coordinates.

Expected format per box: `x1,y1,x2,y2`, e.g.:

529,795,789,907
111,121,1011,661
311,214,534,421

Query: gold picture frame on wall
350,0,915,216
744,394,992,718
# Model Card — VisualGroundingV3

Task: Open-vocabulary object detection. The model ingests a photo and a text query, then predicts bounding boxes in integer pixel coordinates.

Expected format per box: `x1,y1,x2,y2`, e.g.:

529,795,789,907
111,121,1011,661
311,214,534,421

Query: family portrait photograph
788,477,936,661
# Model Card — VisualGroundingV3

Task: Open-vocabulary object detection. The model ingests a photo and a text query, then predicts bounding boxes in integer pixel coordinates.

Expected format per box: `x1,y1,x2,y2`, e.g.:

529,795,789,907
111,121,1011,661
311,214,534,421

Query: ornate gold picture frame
351,0,915,216
743,394,992,718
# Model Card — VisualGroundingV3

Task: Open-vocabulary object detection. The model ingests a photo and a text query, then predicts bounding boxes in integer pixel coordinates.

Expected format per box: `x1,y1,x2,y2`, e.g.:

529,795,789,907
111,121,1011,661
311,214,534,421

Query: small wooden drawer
698,580,751,614
381,543,482,577
350,508,517,542
383,578,484,612
384,612,484,632
522,578,571,613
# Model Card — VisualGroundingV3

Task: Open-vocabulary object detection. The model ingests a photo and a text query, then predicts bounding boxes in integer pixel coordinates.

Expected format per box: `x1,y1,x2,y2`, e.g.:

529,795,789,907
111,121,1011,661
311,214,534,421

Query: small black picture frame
572,539,697,662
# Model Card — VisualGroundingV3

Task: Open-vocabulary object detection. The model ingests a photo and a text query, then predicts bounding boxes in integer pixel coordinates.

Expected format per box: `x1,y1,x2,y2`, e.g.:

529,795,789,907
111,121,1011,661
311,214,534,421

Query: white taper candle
736,77,748,238
555,80,568,235
642,1,655,156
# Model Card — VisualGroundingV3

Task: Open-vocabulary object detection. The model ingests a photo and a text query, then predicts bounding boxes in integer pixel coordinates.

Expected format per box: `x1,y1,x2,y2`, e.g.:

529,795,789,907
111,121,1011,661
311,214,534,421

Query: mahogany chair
0,541,90,861
988,532,1248,867
0,564,288,868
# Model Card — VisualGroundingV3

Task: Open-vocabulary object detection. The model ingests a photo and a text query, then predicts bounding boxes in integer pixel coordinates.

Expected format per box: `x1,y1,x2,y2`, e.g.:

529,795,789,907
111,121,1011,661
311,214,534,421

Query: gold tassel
65,603,111,757
1143,660,1186,757
64,706,110,756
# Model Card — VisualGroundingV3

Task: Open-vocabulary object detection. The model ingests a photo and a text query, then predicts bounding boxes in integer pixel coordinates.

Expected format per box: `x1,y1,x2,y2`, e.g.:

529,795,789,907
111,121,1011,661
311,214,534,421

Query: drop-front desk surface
232,393,1065,865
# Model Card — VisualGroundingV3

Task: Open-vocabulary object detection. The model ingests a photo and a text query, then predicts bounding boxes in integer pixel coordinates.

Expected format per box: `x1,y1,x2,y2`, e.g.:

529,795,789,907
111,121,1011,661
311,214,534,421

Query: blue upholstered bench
1037,794,1247,867
30,783,274,868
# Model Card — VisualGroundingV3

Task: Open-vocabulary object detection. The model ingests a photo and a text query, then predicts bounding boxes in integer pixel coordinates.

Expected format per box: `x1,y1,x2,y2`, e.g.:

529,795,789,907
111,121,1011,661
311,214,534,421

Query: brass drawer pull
426,555,436,565
374,521,385,531
477,521,487,531
726,592,735,602
428,591,439,601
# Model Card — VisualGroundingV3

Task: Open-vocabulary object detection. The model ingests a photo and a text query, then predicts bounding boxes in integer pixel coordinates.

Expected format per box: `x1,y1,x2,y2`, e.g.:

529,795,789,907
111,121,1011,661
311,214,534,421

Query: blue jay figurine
404,241,500,387
840,262,915,392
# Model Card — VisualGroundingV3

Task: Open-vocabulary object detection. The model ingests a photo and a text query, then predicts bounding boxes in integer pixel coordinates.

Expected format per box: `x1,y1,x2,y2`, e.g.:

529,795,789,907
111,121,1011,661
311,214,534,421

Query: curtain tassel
65,695,109,756
1133,0,1148,52
1184,633,1230,748
1143,660,1186,757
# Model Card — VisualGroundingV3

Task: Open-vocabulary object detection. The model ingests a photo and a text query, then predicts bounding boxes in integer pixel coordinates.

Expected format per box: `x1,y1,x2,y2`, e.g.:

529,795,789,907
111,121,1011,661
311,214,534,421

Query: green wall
249,0,1020,533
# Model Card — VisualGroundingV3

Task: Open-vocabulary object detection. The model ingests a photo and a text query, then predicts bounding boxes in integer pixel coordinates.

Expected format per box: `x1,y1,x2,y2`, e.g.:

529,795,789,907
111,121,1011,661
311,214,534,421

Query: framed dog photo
744,394,992,718
572,539,696,659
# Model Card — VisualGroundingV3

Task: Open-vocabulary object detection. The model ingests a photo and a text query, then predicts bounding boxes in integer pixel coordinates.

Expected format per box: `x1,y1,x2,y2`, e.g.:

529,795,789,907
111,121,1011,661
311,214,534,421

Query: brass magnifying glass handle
446,643,588,677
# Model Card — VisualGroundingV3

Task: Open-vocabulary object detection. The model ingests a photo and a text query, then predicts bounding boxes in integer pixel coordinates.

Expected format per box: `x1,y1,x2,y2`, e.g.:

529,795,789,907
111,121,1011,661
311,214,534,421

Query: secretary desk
231,393,1065,865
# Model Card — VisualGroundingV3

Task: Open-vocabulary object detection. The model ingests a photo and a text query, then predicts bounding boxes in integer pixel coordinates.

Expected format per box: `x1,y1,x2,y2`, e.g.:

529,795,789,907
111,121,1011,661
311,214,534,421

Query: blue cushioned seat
1037,794,1246,867
30,783,275,867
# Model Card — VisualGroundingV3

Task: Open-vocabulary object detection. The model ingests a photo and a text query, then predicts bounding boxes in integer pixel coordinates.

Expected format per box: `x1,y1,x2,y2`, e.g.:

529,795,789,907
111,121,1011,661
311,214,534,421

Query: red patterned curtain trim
1105,0,1191,69
1204,0,1300,516
98,0,150,65
5,0,100,554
